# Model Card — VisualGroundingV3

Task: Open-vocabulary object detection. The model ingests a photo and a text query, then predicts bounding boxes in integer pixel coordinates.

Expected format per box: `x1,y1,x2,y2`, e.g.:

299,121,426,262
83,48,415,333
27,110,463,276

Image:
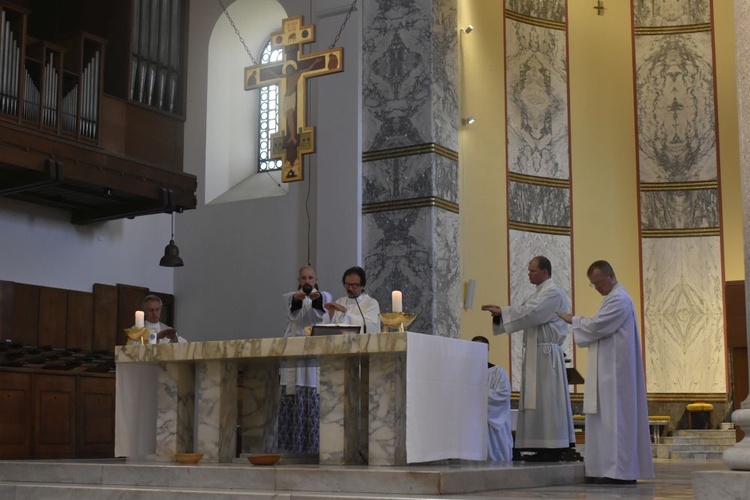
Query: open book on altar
311,324,362,336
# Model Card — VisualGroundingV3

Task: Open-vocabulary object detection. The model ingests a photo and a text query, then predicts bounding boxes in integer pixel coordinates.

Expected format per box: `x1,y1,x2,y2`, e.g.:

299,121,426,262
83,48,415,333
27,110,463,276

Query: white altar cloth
405,332,488,463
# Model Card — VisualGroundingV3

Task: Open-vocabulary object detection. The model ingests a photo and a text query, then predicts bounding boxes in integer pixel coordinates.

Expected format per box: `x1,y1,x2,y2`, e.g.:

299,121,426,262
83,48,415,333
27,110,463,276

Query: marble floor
0,458,732,499
456,459,730,499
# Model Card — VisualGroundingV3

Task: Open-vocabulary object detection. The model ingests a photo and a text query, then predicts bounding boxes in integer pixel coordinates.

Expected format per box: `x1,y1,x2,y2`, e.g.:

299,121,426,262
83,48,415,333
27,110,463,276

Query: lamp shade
159,239,184,267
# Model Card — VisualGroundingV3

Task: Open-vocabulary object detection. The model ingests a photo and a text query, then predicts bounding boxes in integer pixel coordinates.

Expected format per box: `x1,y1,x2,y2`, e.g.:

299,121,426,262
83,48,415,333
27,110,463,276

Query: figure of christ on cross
244,16,344,182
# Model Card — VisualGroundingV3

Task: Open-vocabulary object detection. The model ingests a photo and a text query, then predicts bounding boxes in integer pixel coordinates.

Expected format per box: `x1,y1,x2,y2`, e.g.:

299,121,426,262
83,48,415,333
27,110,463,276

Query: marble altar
115,332,488,465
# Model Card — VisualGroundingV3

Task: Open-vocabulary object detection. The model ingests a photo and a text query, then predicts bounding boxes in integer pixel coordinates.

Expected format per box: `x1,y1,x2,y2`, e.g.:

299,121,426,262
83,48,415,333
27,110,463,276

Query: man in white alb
323,266,381,334
140,294,187,344
557,260,654,485
278,265,333,454
472,336,513,462
481,256,575,462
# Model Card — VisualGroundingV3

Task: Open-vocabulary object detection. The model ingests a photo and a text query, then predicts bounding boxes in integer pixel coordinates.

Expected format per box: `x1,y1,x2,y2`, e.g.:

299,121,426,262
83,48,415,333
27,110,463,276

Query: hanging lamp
159,211,184,267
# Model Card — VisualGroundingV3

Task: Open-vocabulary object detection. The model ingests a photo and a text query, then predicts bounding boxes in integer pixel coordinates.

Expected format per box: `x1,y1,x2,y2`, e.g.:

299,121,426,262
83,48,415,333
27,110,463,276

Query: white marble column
195,360,238,463
240,362,279,454
367,352,406,466
696,5,750,496
318,356,359,465
723,0,750,472
155,362,195,458
719,0,750,471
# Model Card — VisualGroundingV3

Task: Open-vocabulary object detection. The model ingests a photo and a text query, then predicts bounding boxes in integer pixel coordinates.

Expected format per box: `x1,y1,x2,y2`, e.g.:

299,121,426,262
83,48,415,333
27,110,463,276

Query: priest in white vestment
278,266,332,454
482,256,575,461
324,266,381,334
133,294,187,344
557,260,654,484
472,336,513,462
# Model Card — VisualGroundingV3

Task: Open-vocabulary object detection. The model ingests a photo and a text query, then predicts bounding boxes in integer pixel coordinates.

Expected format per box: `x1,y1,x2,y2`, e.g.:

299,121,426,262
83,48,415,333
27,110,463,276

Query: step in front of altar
655,429,737,460
0,459,584,498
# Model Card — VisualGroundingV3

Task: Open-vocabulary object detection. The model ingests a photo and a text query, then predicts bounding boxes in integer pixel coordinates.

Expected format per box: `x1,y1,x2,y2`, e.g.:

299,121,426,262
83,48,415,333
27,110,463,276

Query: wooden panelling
117,284,148,344
77,375,115,457
726,281,747,349
0,281,14,341
67,291,94,351
0,371,32,459
34,373,76,458
100,96,185,171
38,287,68,348
726,281,747,442
0,369,116,459
93,284,117,352
12,283,39,346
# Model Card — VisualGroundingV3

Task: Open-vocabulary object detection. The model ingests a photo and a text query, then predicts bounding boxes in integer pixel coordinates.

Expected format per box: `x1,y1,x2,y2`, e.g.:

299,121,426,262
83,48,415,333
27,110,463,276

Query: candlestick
391,290,403,313
135,310,145,328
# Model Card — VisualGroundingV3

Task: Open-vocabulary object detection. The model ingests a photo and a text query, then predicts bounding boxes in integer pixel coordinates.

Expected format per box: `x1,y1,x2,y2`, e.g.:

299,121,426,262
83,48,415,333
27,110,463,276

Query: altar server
472,336,513,462
482,256,575,461
278,265,332,454
557,260,654,484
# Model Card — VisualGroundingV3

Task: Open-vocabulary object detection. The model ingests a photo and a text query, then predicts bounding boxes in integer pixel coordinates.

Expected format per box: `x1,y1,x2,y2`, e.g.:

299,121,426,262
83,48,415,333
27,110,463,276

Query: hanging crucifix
244,16,344,182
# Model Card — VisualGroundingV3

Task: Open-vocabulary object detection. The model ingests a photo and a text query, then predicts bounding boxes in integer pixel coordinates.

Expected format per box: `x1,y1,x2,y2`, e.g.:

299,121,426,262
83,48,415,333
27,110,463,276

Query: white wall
177,0,361,340
0,198,174,293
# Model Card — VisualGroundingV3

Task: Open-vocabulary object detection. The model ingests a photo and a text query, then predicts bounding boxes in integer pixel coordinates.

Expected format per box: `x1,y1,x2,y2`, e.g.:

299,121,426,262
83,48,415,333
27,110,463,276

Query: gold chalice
124,327,150,345
379,312,417,332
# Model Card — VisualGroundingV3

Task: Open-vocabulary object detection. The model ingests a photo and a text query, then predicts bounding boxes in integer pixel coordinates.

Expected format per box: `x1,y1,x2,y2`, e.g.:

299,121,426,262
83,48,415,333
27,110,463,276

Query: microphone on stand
354,295,367,333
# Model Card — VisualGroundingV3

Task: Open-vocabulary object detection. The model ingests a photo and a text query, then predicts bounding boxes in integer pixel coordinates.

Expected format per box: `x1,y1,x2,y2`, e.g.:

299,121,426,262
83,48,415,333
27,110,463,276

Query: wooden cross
244,16,344,182
593,0,606,15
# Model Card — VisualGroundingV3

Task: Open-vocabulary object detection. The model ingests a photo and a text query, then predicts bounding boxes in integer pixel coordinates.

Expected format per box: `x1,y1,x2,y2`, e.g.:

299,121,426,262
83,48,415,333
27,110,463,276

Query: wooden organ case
0,0,196,224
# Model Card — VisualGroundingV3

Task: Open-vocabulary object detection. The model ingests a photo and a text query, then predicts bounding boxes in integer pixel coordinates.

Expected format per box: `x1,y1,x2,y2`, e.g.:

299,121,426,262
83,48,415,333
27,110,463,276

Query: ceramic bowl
248,453,281,466
174,452,203,464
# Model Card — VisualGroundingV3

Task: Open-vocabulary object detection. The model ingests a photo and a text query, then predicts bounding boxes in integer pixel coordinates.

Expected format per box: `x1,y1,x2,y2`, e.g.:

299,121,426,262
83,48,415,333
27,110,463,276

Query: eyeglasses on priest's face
343,282,362,289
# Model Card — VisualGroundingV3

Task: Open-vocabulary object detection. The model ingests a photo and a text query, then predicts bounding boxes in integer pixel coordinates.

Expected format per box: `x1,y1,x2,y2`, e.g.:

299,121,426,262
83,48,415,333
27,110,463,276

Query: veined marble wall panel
363,207,459,337
505,19,569,180
363,154,458,205
505,5,573,391
635,32,716,183
508,182,570,227
506,0,566,22
507,230,572,390
362,0,457,151
633,0,710,26
634,1,725,394
642,237,724,393
641,189,719,229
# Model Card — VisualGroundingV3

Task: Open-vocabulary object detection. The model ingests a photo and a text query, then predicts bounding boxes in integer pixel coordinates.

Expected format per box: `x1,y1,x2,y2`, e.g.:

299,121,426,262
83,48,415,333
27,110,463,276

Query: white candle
135,311,145,328
391,290,403,313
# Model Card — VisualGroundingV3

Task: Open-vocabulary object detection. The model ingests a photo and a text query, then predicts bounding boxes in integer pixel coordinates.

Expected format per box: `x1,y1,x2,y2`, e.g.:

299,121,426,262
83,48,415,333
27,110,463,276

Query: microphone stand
354,295,367,333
